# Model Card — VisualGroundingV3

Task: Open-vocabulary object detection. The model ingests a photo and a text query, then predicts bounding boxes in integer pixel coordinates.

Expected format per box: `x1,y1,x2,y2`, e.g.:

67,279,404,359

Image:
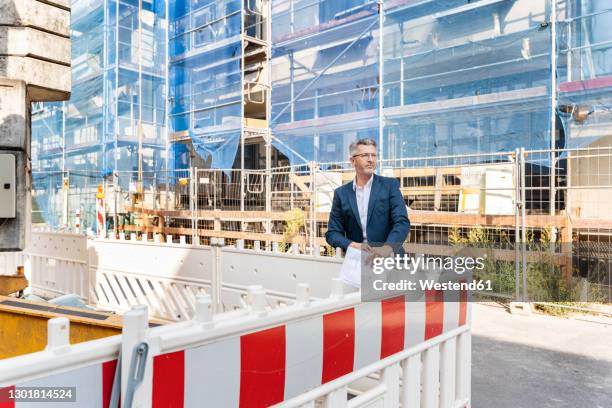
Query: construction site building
29,0,612,299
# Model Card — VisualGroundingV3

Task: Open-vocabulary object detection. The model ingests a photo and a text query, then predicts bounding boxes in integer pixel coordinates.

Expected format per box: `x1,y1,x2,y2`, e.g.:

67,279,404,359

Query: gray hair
349,138,377,156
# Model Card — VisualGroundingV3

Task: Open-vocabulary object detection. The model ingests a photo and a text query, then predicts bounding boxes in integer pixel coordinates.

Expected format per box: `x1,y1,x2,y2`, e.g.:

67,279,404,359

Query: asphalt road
471,303,612,408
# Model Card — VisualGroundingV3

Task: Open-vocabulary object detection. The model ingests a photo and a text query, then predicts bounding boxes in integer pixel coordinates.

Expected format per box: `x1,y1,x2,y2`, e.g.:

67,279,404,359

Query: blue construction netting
29,0,612,228
31,0,168,227
169,0,243,170
268,0,562,166
556,1,612,151
383,0,553,164
270,0,380,166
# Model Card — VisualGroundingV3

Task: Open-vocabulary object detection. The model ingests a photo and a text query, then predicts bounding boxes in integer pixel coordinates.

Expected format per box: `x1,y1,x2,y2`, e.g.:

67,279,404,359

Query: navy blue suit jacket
325,174,410,252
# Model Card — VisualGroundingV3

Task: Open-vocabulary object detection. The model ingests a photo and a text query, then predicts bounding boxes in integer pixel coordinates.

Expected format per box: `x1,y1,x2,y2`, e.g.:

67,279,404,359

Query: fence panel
30,147,612,303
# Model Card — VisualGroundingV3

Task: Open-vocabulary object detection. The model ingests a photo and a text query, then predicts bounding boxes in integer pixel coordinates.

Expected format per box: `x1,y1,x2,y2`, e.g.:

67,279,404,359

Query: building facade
31,0,612,227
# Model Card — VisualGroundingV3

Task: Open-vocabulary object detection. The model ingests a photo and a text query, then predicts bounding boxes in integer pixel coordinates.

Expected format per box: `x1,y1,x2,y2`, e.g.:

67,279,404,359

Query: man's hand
368,244,394,259
359,244,394,265
349,242,368,250
366,245,394,267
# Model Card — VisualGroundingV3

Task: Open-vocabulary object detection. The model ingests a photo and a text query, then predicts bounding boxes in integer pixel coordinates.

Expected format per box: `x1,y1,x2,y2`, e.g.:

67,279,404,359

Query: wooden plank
121,225,308,245
125,205,162,216
408,211,568,229
125,205,569,229
571,217,612,230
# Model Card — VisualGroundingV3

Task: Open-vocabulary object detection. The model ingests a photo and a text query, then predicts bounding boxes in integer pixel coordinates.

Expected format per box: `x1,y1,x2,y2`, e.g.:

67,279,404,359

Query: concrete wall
0,0,71,250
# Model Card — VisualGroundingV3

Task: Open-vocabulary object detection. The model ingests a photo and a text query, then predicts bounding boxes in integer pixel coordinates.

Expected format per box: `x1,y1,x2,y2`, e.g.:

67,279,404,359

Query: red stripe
380,296,406,359
425,289,444,340
239,326,286,407
0,386,15,408
102,360,118,408
322,308,355,384
152,351,185,408
459,287,468,326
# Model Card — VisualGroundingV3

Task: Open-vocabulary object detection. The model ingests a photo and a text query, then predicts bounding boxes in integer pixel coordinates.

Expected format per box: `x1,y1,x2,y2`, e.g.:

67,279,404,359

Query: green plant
282,208,305,246
448,225,584,304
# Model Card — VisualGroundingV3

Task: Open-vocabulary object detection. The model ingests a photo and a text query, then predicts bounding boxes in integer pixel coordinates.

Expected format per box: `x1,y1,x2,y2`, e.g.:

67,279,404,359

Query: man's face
350,144,377,177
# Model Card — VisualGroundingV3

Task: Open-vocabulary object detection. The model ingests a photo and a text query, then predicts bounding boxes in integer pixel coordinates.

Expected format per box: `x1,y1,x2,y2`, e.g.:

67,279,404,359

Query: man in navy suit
325,138,410,257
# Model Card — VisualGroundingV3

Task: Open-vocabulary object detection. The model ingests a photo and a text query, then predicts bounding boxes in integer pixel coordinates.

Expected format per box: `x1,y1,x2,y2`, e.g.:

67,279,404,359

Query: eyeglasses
352,153,377,159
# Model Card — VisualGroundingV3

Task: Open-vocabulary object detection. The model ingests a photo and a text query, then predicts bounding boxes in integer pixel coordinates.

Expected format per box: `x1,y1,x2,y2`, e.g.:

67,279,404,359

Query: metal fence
31,147,612,303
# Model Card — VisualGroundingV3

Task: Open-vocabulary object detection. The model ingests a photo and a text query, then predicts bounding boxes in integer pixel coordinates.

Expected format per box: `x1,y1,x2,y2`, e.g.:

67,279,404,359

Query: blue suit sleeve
325,189,352,252
385,178,410,249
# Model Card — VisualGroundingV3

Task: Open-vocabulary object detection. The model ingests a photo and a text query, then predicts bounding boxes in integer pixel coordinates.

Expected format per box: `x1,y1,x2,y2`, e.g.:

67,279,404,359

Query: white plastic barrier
0,281,471,408
9,231,342,321
0,231,89,299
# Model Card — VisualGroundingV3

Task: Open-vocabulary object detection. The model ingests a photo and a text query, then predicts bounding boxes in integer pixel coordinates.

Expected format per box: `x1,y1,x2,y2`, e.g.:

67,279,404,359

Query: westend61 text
373,279,492,292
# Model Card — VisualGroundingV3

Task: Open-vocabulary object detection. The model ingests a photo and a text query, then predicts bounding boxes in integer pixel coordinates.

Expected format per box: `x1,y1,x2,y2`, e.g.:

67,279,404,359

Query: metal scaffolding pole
165,0,170,213
550,0,557,217
271,17,379,124
514,148,520,300
265,0,272,216
378,0,384,166
520,147,528,302
240,4,246,220
138,0,144,203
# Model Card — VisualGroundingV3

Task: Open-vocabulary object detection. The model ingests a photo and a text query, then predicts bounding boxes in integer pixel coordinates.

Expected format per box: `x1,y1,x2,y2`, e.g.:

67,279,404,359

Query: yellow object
0,267,28,296
0,296,123,359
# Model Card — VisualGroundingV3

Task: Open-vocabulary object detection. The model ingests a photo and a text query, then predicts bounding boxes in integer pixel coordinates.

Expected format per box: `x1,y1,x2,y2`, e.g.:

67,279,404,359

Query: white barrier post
422,345,440,408
325,387,348,407
247,285,267,314
331,278,344,299
195,293,213,326
210,238,224,313
382,363,401,408
296,283,310,304
45,317,70,352
440,338,457,408
167,235,173,244
456,331,471,406
121,305,150,407
402,354,421,408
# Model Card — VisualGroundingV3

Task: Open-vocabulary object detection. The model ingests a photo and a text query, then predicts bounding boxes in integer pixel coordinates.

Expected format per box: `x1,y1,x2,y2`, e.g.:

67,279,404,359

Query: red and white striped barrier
0,286,470,408
0,360,117,408
75,208,81,234
96,198,106,238
150,290,468,407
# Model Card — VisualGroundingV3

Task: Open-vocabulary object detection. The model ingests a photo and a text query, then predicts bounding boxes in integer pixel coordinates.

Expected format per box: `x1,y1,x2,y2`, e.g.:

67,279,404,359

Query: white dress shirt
353,175,373,243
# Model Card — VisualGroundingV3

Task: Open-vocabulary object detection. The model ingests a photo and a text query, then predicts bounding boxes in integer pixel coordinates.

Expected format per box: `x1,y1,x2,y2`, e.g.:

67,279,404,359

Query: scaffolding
28,1,612,298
